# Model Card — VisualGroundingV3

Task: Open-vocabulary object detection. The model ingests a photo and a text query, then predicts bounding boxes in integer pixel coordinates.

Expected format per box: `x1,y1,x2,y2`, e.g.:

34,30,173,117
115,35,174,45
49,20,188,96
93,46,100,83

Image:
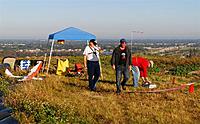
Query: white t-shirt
83,46,99,61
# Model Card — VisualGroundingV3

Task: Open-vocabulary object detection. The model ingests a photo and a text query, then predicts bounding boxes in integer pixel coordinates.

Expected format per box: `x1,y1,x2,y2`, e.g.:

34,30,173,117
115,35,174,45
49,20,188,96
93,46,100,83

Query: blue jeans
116,65,130,90
132,66,140,87
87,61,100,90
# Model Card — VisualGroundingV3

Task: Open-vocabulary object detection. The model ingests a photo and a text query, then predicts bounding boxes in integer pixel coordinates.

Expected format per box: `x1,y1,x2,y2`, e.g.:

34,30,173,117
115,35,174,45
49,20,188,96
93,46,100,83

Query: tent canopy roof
48,27,96,41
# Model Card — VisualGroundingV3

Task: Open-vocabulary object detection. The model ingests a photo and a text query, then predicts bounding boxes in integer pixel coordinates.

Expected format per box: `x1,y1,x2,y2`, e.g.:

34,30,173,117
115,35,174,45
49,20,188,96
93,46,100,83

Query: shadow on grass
80,79,115,84
99,80,115,84
64,81,115,93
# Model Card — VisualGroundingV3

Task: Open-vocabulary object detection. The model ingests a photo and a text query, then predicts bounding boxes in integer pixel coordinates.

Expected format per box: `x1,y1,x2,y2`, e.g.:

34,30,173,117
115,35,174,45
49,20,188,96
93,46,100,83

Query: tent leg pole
99,57,103,80
47,40,55,74
42,53,47,73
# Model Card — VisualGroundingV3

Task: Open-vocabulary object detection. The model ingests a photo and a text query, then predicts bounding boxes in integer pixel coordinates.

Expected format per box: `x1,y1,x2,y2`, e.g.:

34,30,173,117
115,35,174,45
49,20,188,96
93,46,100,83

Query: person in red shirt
132,56,154,87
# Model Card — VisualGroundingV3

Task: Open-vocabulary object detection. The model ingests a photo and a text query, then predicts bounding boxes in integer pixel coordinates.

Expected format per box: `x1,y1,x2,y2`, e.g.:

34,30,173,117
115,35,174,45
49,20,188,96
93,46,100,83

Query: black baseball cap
120,38,126,43
89,39,97,45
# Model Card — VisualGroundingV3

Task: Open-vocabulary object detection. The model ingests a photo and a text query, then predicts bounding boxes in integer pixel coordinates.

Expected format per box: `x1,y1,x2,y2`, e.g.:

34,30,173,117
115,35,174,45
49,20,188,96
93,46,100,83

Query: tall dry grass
3,55,200,123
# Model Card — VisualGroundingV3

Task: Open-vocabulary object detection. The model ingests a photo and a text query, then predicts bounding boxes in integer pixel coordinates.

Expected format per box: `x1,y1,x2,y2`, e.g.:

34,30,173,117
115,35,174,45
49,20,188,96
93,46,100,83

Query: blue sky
0,0,199,39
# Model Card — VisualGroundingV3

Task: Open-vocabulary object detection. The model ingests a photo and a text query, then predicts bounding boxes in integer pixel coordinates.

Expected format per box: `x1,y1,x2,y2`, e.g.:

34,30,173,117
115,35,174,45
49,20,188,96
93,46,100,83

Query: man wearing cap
111,39,132,94
83,39,100,91
131,56,154,87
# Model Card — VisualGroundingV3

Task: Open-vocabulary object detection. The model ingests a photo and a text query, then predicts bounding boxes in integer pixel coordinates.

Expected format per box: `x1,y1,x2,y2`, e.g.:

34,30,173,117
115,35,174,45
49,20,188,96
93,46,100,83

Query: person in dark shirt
111,39,132,94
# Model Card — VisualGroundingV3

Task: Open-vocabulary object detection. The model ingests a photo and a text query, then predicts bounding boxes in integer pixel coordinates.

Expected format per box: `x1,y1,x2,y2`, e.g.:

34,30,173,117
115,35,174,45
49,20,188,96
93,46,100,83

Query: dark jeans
87,60,100,90
116,65,130,90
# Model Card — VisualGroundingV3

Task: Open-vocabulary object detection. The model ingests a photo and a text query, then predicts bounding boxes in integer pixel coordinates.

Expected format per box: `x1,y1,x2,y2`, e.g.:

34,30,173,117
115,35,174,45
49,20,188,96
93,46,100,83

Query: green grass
2,55,200,124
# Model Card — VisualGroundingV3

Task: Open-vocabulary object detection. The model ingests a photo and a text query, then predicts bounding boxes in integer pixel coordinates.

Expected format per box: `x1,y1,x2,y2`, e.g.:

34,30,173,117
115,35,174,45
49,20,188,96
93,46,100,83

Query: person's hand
84,66,87,71
146,80,152,84
129,65,132,71
112,65,115,70
99,49,103,54
98,47,103,53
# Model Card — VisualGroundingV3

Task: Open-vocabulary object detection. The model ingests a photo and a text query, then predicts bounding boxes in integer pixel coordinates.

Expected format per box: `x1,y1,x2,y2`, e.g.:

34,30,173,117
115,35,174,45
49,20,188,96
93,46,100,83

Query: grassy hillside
2,55,200,123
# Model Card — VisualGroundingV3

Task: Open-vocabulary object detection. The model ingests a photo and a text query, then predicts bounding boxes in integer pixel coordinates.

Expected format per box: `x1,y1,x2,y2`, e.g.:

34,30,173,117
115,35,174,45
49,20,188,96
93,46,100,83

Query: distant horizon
0,29,199,40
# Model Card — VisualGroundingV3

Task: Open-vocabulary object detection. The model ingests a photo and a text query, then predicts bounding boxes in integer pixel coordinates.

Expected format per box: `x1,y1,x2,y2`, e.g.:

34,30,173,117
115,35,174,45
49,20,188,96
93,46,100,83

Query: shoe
122,85,126,90
116,89,121,94
142,83,150,88
90,87,96,91
133,85,138,88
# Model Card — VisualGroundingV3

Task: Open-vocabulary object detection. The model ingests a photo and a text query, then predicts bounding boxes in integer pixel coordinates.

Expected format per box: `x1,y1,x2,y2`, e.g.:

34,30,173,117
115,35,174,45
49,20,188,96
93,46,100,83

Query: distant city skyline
0,0,200,39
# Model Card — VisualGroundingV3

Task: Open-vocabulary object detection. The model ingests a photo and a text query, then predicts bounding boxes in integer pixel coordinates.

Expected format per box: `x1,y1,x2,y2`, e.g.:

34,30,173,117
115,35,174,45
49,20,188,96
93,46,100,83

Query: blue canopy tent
47,27,96,73
49,27,96,40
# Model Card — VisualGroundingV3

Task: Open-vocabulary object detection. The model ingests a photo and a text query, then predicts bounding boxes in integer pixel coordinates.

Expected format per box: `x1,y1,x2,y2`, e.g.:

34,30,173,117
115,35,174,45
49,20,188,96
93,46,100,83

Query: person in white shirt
83,39,100,91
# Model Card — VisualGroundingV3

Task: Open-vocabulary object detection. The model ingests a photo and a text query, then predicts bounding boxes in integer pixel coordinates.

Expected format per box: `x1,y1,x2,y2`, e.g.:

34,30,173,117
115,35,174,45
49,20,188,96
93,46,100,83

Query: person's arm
142,64,148,78
83,46,88,68
141,77,146,83
84,55,87,68
96,46,102,53
145,77,152,84
128,48,132,66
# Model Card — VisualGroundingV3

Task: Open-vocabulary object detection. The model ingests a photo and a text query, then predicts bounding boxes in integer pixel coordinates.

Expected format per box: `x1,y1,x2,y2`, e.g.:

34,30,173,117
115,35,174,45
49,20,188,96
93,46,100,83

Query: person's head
148,60,154,68
89,39,97,47
120,38,126,48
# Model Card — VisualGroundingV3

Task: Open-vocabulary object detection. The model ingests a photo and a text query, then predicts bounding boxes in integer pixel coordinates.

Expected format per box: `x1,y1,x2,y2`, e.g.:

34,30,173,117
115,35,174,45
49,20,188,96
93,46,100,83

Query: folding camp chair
66,63,84,77
0,63,11,77
75,63,84,75
2,57,16,70
5,61,43,81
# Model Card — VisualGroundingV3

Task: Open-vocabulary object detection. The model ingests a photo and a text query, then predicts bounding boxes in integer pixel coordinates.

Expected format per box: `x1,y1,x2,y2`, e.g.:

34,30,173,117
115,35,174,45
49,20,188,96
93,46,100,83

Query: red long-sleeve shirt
132,57,149,77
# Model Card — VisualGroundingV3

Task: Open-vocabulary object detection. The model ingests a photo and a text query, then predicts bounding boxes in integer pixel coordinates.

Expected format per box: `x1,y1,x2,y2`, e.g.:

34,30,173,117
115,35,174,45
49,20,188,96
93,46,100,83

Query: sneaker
116,89,121,94
90,87,96,91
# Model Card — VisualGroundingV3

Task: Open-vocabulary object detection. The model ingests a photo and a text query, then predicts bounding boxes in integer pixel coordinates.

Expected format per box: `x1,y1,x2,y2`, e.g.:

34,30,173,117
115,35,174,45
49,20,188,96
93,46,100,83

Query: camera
93,52,97,56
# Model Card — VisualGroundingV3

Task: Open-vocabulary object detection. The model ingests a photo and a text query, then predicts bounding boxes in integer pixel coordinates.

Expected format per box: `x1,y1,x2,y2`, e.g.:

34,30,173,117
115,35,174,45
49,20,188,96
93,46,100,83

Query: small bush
169,64,200,76
0,77,10,94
